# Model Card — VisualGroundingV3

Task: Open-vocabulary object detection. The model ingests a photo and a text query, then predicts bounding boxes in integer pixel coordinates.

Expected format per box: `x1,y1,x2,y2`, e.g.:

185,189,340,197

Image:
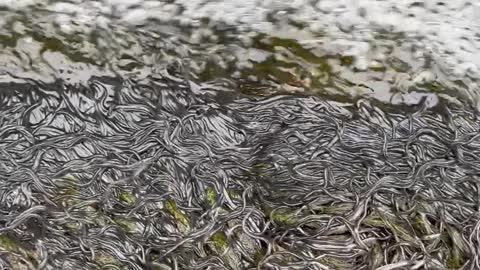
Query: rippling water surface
1,1,480,269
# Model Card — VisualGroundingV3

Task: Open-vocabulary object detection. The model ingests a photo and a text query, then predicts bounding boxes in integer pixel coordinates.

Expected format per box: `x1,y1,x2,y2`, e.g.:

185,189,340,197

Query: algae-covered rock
163,200,190,234
204,187,216,206
271,211,296,226
118,191,135,205
209,232,228,251
364,212,418,244
113,216,143,234
0,234,37,269
165,200,189,226
309,202,354,215
0,234,19,252
207,231,241,270
95,251,122,268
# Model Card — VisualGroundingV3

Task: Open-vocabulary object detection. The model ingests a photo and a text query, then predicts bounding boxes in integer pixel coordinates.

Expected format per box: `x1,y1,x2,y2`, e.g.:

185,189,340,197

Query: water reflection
0,0,479,108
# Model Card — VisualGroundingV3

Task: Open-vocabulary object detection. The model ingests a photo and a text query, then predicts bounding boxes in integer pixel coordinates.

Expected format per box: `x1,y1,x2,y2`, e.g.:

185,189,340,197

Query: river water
0,1,480,269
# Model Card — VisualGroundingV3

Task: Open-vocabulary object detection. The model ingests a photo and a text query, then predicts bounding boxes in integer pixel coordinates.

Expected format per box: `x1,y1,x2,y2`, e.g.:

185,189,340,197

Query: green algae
65,222,80,234
339,55,354,66
271,212,296,226
113,217,137,233
165,200,189,226
256,36,327,64
204,187,216,206
0,234,38,269
444,226,467,269
446,246,464,269
251,162,271,178
364,213,417,243
0,234,19,252
253,249,264,265
118,191,135,205
209,232,228,251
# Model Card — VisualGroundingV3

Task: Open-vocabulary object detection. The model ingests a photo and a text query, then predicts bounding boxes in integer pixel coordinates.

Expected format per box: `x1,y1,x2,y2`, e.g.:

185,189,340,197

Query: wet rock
413,70,437,85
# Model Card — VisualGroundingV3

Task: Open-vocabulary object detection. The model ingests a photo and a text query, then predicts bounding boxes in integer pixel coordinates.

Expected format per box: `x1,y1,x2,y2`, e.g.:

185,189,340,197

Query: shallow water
0,1,480,269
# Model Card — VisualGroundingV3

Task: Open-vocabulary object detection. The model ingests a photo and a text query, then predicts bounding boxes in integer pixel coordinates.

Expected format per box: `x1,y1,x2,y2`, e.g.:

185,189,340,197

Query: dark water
1,1,480,270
